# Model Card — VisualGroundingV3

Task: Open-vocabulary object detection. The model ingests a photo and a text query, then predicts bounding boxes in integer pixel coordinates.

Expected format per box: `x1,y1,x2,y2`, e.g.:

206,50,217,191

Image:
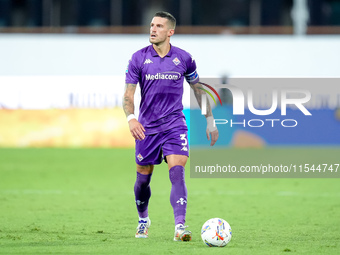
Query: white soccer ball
201,218,232,247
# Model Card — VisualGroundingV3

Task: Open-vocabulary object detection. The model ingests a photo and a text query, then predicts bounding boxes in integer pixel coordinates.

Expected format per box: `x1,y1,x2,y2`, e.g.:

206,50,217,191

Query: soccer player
123,11,218,241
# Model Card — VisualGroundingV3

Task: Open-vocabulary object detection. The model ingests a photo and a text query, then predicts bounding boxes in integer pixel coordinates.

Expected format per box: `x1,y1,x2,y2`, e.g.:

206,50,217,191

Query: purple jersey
125,44,199,135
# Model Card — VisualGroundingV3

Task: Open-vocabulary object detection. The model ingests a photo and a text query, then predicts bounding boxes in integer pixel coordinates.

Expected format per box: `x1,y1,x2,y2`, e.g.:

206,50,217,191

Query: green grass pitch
0,148,339,254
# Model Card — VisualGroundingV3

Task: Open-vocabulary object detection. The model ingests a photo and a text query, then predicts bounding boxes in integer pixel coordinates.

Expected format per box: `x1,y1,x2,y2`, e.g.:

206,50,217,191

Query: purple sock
169,165,187,225
134,172,152,218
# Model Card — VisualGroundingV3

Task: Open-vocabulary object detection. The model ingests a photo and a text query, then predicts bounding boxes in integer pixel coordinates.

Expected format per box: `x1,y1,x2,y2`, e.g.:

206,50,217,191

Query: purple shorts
135,127,189,166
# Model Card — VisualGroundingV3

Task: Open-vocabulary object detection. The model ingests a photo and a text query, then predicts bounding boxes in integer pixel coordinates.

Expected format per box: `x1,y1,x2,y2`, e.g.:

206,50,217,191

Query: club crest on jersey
173,57,180,65
137,153,144,161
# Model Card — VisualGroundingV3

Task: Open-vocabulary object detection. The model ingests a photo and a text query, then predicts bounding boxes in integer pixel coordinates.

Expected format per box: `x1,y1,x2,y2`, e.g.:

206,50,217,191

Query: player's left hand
206,129,219,146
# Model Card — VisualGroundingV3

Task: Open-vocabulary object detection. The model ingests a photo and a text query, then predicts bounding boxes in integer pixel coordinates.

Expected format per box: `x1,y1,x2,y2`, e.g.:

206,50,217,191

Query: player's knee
136,164,154,175
166,155,188,169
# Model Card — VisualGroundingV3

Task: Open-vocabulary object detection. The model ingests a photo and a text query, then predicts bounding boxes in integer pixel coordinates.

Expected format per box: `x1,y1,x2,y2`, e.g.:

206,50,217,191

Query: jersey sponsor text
145,72,181,81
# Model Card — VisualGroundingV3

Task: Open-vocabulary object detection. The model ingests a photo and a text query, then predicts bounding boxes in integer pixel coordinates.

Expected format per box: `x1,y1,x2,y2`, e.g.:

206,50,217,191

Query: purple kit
126,44,199,165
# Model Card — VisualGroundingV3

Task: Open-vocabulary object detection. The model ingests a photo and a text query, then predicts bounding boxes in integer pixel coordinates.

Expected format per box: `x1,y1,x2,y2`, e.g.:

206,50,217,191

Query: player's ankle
139,216,149,222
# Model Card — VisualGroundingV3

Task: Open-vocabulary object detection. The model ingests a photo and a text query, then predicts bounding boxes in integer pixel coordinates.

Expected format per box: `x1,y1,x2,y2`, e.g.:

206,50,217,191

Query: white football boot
173,224,192,241
135,218,151,238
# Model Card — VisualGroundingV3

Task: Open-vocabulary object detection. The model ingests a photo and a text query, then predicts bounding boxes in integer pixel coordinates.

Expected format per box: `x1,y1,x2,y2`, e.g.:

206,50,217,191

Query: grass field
0,148,339,254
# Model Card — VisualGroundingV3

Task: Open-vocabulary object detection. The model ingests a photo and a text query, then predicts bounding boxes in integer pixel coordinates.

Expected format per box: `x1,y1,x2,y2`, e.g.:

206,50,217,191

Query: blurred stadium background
0,0,339,147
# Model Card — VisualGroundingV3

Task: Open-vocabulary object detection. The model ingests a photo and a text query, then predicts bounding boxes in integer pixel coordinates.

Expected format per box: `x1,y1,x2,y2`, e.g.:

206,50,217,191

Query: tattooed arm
123,83,145,140
190,82,213,117
122,83,137,116
190,82,219,146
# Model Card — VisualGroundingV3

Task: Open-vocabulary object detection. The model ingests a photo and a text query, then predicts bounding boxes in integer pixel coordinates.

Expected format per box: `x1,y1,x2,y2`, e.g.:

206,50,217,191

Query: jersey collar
150,44,173,57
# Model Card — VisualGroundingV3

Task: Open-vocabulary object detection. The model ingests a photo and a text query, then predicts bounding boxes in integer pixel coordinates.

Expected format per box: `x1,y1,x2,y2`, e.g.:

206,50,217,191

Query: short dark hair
154,11,176,29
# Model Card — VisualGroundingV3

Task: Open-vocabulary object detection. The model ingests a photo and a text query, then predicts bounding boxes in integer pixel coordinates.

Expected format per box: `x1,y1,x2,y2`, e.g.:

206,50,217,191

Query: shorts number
180,134,187,146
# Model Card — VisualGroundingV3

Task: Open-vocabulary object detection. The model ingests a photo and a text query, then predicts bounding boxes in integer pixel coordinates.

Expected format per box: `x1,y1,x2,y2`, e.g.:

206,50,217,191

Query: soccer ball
201,218,232,247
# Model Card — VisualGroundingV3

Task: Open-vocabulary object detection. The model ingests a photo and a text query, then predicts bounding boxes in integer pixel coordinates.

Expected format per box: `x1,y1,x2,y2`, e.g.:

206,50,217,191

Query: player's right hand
128,119,146,140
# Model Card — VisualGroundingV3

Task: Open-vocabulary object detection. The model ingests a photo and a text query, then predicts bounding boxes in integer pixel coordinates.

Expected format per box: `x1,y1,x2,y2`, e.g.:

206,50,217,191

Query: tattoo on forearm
122,83,137,116
123,96,134,116
192,83,212,117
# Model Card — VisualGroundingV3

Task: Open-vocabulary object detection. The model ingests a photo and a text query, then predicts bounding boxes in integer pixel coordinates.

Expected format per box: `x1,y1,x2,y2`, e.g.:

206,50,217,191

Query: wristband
127,114,137,122
207,116,217,132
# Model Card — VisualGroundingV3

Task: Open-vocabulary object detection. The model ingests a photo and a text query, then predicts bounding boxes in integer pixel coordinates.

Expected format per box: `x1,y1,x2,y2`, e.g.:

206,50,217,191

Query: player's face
149,17,174,45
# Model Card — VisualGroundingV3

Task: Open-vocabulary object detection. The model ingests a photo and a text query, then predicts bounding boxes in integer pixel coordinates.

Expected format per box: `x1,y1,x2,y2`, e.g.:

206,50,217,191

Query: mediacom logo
200,83,312,128
145,72,181,81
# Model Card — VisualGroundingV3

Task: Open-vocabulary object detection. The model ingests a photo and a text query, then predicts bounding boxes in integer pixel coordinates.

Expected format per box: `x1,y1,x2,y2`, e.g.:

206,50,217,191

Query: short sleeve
125,53,140,84
184,54,199,85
